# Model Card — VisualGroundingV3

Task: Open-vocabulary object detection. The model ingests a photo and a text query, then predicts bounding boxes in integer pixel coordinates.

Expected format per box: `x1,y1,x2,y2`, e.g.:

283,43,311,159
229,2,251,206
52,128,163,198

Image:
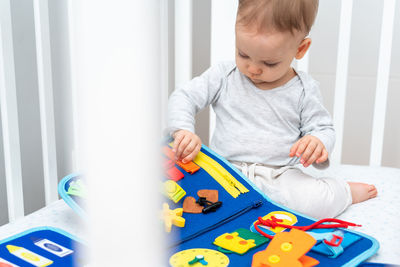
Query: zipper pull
224,175,235,186
253,200,263,208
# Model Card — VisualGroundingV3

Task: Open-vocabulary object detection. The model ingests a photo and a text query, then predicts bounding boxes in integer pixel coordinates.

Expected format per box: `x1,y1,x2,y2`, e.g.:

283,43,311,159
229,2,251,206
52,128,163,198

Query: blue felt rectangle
0,227,87,267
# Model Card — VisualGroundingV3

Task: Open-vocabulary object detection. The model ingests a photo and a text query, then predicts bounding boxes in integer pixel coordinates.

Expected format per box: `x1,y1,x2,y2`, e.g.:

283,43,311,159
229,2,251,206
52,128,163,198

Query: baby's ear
295,38,312,60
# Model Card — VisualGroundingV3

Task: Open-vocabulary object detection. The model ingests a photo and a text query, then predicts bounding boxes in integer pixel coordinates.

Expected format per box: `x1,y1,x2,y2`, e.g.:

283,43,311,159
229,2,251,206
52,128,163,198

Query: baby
166,0,377,219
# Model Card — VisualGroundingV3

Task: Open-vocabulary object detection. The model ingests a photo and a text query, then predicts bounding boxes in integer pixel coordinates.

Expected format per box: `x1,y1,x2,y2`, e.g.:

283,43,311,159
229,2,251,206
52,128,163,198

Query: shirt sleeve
165,62,232,137
299,78,336,167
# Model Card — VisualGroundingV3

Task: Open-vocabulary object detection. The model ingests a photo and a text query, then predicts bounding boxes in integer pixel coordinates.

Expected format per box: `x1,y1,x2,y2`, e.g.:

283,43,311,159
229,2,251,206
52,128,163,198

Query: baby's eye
238,51,249,58
264,62,278,67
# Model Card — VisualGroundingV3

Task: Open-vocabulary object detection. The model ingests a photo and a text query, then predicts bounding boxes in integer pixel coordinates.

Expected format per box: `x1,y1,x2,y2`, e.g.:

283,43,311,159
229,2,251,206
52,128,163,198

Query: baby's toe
368,185,378,198
368,184,376,191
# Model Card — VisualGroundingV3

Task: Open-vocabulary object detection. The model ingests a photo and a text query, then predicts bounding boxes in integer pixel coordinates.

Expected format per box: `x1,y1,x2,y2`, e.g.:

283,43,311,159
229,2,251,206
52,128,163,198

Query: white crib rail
160,0,170,131
331,0,354,164
1,0,59,223
0,0,25,222
370,0,397,167
33,0,59,205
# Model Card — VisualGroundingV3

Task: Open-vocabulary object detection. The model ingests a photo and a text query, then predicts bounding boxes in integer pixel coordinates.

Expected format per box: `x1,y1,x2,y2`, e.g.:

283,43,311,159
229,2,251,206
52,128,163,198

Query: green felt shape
67,179,87,198
216,228,270,255
235,228,269,246
217,247,234,254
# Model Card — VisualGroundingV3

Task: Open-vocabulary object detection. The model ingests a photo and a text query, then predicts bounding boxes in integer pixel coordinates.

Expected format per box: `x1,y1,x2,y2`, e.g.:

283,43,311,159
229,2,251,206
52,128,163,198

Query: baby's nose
247,64,262,75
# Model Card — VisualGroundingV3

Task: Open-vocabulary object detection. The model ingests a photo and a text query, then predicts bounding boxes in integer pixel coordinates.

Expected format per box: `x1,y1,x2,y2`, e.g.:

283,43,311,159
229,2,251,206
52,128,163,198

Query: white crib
1,0,59,222
0,0,83,241
0,0,399,265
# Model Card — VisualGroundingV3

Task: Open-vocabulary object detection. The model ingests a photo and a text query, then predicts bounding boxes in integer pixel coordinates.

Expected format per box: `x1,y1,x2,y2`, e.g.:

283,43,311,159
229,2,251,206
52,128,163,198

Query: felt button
281,242,293,251
268,255,280,263
166,182,176,193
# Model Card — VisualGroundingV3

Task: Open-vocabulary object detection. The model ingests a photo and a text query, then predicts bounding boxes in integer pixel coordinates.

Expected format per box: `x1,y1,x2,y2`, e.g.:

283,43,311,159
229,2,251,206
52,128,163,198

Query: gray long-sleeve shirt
167,61,335,167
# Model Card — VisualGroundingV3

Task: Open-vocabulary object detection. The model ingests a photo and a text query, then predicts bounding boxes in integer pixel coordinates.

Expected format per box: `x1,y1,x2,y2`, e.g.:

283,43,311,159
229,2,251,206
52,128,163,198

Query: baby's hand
172,130,202,163
289,135,328,167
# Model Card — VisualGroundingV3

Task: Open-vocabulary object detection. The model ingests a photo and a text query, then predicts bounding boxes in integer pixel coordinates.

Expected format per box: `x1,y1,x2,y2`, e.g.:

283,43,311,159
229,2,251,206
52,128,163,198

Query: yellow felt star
161,203,185,232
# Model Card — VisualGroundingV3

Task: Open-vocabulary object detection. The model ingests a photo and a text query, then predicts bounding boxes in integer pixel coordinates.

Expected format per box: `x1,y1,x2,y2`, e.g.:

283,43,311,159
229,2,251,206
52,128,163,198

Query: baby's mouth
250,78,264,84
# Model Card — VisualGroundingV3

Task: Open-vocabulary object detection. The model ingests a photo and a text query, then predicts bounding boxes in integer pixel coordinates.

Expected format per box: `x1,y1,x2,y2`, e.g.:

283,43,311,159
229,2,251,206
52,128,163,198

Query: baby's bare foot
348,182,378,204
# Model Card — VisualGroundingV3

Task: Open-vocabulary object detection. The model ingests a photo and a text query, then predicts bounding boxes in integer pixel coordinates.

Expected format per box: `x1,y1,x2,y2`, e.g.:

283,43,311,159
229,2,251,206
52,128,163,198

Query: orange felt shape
182,196,203,214
299,255,320,267
162,146,200,174
251,229,318,267
197,189,219,203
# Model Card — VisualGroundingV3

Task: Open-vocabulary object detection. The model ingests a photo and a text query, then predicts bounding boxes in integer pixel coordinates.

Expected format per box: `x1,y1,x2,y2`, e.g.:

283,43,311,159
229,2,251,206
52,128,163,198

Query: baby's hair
237,0,319,35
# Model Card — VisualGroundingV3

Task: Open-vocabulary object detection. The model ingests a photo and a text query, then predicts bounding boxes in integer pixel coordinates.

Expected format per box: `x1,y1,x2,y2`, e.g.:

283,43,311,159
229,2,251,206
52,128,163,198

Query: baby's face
235,24,304,89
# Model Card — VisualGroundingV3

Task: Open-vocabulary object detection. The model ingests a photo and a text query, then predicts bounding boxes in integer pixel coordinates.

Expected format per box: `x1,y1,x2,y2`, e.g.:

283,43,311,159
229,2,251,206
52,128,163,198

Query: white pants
231,162,352,219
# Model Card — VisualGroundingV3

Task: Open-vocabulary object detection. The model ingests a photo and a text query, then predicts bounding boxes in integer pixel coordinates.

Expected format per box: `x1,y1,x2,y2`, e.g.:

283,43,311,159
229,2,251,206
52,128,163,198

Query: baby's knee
284,177,352,218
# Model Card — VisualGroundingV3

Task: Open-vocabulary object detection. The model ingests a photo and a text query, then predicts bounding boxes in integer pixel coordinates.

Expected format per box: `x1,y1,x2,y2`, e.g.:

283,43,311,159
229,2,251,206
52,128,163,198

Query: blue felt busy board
163,143,379,267
0,227,87,267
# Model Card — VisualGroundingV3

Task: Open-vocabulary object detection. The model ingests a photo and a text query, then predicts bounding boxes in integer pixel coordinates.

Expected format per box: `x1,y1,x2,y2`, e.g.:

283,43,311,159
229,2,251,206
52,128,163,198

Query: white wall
193,0,212,145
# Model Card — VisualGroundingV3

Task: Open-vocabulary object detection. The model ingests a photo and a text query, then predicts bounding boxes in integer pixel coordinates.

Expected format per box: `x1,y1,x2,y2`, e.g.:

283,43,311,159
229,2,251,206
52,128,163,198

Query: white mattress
303,164,400,264
0,200,85,241
0,164,398,265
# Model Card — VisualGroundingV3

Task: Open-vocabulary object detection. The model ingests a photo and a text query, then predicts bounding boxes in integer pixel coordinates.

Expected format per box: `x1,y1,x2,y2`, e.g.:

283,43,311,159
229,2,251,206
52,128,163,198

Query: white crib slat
332,0,353,164
209,0,238,142
160,1,170,131
370,0,396,167
67,1,82,171
33,0,59,204
174,0,192,87
0,0,25,221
